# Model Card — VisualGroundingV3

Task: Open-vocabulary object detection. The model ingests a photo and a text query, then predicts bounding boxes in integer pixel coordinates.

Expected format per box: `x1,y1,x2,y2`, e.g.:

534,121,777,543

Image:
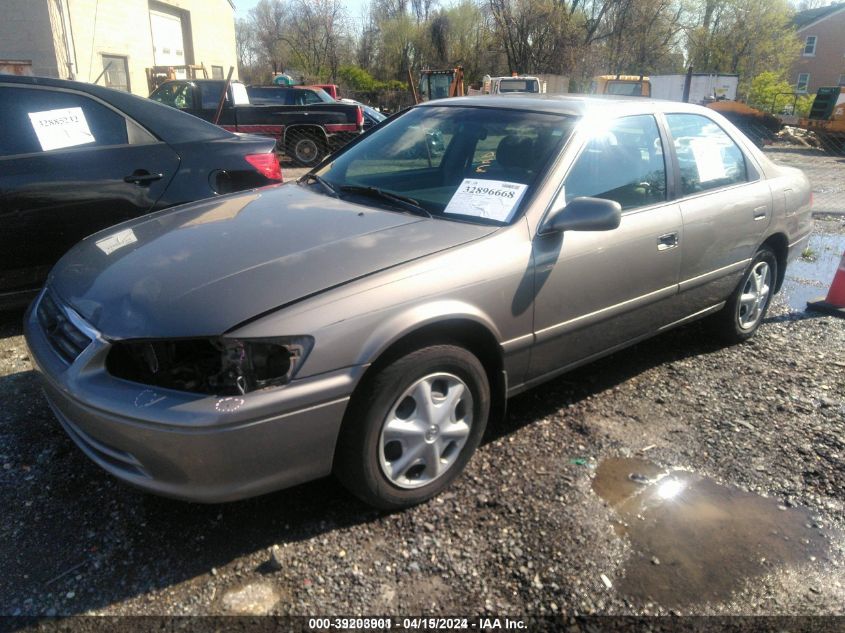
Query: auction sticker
444,179,528,222
28,107,95,151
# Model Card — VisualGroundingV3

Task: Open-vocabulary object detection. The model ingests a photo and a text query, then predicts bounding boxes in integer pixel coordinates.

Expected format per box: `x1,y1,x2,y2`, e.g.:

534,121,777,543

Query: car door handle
753,205,768,221
657,232,679,250
124,171,163,186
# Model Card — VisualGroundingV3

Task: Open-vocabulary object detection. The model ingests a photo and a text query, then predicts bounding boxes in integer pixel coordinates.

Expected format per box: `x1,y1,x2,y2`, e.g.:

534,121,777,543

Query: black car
0,75,281,309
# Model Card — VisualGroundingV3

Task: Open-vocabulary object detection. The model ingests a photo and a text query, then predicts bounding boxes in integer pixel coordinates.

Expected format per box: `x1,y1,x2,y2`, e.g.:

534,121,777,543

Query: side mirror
542,197,622,233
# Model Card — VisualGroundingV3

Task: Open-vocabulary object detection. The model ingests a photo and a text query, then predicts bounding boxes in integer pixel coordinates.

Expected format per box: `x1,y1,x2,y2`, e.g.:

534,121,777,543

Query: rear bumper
787,231,811,263
24,292,362,503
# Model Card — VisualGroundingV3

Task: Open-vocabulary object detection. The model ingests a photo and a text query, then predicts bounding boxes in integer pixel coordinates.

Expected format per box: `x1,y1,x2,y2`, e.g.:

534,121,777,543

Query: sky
233,0,371,24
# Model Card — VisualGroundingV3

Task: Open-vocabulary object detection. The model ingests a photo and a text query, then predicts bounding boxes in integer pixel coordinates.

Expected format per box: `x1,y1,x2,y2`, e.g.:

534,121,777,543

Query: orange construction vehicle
798,86,845,154
409,67,464,104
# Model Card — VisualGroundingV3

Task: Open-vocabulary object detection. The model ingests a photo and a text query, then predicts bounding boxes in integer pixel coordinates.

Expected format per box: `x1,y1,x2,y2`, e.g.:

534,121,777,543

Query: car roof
421,94,715,117
2,74,232,143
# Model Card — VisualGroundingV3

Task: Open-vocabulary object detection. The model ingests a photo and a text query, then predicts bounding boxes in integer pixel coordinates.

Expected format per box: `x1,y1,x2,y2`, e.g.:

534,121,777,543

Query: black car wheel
712,246,777,343
335,345,490,509
288,133,326,167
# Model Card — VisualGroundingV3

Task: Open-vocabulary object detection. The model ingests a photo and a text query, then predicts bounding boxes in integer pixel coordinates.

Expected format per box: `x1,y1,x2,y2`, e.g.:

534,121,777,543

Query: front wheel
334,345,490,509
712,246,777,343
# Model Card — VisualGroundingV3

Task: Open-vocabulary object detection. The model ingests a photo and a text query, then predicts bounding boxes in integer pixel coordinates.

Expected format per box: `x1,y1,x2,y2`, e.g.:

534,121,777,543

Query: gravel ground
1,158,844,620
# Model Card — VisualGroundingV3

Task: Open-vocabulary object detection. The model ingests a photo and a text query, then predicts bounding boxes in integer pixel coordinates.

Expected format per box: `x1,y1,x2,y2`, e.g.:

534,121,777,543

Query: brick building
791,2,845,95
0,0,238,96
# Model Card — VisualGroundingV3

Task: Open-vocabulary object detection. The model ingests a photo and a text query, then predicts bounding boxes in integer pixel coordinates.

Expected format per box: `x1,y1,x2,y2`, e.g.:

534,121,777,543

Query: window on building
665,114,747,196
839,75,845,87
803,35,817,56
101,55,130,92
796,73,811,93
211,65,224,80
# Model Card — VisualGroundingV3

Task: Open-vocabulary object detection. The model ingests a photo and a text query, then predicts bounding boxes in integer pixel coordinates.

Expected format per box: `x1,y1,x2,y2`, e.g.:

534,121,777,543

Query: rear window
247,87,293,105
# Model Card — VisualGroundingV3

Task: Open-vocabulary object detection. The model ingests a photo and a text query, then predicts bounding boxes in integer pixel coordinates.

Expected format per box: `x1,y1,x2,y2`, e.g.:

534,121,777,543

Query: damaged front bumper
24,291,363,503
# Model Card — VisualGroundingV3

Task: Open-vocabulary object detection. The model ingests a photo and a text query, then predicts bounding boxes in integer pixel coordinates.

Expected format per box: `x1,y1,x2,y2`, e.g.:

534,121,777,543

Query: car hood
49,184,495,339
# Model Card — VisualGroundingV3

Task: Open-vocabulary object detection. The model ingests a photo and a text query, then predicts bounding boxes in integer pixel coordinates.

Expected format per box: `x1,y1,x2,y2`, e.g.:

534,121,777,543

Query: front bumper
24,292,363,503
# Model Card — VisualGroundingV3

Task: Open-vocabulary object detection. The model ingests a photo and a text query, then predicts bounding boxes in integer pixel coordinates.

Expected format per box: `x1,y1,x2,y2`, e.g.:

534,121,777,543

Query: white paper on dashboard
28,107,95,151
96,228,137,255
689,139,726,183
444,179,528,222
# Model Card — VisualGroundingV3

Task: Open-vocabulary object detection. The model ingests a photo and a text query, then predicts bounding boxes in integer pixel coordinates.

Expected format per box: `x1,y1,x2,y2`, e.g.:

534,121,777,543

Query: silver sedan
25,96,812,509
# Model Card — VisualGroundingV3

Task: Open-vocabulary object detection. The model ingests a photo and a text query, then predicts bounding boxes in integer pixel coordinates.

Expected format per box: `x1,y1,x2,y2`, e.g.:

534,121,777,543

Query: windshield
364,105,386,122
499,79,540,93
606,81,644,96
312,106,576,226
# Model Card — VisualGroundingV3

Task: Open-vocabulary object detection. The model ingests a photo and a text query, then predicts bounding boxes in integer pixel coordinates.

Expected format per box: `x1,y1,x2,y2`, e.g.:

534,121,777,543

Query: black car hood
50,184,495,339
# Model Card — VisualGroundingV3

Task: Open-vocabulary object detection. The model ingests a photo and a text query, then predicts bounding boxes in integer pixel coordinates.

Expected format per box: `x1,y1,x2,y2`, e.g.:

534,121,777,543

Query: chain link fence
764,144,845,215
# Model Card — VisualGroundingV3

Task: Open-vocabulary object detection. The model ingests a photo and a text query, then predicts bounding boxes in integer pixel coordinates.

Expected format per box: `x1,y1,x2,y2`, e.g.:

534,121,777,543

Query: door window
564,114,667,210
0,87,129,157
665,113,747,196
200,83,227,110
150,81,194,109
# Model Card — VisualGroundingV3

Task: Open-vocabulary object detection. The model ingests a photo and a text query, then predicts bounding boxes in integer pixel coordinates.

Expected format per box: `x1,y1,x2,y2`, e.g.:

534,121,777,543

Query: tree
284,0,348,81
747,71,814,115
685,0,803,97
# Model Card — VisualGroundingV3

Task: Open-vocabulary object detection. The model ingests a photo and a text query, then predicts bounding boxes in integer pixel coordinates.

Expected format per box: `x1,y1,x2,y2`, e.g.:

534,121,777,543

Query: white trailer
649,73,739,103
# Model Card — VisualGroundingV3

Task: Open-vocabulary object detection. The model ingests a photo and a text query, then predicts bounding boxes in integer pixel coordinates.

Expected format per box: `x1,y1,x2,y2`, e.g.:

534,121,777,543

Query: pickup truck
150,79,364,166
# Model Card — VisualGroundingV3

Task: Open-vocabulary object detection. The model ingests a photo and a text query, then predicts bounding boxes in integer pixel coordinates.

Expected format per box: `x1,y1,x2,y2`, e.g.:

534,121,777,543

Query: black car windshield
314,106,576,226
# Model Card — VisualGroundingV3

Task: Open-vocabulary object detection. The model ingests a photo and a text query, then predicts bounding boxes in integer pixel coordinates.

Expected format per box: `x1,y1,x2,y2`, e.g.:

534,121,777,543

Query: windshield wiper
339,185,431,218
299,173,339,198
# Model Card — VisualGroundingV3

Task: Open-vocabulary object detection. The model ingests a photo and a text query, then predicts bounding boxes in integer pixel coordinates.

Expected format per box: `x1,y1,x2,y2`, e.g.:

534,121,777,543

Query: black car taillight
244,153,282,181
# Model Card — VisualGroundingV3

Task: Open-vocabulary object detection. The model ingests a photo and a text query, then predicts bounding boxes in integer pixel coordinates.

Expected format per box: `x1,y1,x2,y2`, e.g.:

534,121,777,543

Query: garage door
150,10,185,74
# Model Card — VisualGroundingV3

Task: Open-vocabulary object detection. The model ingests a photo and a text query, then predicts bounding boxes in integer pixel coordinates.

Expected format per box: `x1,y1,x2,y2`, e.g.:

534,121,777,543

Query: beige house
791,2,845,95
0,0,238,96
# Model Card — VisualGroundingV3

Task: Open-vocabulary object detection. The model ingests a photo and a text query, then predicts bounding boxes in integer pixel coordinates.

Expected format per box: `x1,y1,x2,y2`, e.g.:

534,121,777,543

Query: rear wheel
712,246,777,343
334,345,490,509
287,132,326,167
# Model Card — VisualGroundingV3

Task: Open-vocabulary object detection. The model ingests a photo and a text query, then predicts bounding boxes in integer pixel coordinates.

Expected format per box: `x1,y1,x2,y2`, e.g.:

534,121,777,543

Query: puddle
592,458,832,608
780,233,845,310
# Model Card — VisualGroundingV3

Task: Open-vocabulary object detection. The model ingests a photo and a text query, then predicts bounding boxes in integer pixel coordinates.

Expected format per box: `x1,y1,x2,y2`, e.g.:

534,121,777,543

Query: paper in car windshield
96,228,137,255
28,107,95,152
444,179,528,222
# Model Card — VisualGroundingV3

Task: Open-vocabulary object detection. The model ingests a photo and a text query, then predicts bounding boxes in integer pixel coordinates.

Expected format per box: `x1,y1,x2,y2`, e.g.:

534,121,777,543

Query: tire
712,246,777,344
288,133,326,167
334,345,490,510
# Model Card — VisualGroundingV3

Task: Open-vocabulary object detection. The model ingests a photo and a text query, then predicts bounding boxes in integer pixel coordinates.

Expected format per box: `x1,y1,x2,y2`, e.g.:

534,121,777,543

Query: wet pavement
781,232,845,310
592,458,836,608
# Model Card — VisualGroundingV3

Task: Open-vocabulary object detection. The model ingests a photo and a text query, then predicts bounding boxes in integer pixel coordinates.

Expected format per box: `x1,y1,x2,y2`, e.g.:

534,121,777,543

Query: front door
529,114,683,380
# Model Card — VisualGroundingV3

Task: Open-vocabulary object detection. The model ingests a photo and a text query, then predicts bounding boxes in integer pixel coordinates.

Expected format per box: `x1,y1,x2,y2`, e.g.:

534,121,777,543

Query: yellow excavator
798,86,845,154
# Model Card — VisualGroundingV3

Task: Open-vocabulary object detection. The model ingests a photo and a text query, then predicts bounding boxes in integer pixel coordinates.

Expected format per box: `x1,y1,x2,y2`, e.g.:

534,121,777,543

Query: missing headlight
106,336,313,396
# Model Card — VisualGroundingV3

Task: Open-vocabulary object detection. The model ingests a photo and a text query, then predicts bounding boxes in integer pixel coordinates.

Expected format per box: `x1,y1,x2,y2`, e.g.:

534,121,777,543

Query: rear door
0,84,181,294
662,113,772,311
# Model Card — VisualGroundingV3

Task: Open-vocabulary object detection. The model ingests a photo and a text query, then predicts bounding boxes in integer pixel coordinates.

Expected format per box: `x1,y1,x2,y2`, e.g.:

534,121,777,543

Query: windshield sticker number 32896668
444,178,528,223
